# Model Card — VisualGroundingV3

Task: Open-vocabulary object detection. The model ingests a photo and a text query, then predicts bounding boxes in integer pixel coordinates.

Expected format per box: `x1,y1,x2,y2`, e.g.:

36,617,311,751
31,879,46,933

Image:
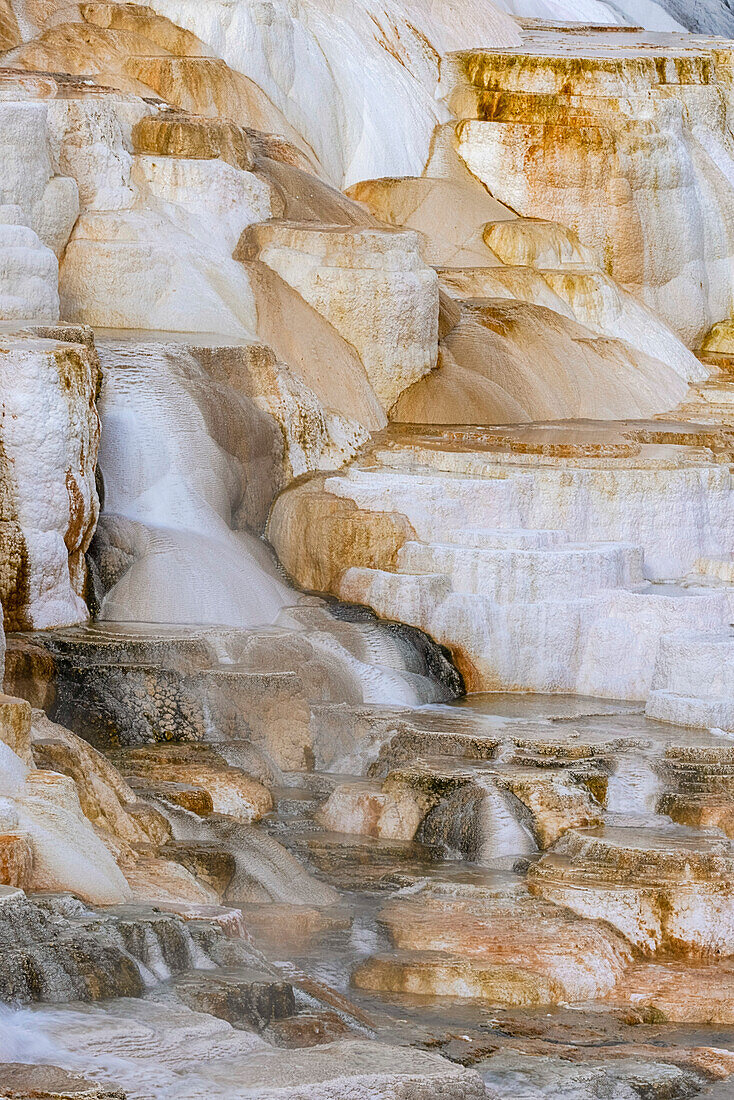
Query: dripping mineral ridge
5,1,734,1098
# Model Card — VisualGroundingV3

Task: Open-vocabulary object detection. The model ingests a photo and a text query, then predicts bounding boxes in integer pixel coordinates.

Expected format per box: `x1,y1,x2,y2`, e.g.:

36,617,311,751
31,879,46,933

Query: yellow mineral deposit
1,1,734,1098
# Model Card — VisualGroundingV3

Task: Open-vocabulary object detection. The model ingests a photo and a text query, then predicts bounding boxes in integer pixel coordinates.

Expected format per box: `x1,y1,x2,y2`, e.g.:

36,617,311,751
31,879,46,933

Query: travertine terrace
2,2,734,1099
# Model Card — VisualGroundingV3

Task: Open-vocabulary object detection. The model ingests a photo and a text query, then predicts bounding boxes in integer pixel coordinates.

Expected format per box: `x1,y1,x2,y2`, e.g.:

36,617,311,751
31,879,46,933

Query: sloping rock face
655,0,734,35
493,0,734,35
393,297,691,424
237,222,439,411
348,172,704,418
0,694,144,903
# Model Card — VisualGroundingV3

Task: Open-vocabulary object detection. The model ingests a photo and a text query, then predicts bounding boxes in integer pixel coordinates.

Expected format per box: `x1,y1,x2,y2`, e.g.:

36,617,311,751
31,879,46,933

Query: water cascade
476,777,538,866
2,2,734,1098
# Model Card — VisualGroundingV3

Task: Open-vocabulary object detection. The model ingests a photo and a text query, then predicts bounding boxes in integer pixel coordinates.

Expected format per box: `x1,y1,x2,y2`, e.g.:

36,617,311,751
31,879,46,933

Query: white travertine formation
61,207,257,334
0,95,78,319
530,825,734,957
270,426,734,697
130,0,522,186
95,337,297,629
131,0,734,191
3,85,267,334
0,1000,487,1098
0,715,131,904
340,565,730,697
6,5,734,1091
444,37,734,348
0,99,79,257
133,154,272,252
55,95,261,334
241,222,439,411
0,333,99,631
44,93,141,215
0,220,59,322
646,628,734,732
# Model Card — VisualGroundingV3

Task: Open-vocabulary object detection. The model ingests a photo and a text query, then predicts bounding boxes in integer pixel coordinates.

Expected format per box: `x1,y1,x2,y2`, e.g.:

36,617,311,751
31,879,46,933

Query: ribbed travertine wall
445,42,734,348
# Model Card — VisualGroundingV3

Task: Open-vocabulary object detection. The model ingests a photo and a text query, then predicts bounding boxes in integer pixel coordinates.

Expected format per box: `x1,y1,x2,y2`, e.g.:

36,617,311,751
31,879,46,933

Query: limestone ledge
268,421,734,699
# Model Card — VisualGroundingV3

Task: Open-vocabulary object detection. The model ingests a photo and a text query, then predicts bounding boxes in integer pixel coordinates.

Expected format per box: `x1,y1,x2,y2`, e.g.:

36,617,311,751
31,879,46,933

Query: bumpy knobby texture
0,329,99,631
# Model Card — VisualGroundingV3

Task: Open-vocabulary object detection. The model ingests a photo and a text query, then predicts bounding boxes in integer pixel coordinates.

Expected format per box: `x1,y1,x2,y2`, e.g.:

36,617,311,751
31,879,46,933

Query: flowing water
4,694,734,1097
4,336,734,1097
606,752,665,816
476,777,538,865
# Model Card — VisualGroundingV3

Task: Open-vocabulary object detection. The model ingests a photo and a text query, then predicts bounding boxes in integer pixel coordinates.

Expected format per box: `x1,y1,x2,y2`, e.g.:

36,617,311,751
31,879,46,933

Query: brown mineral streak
0,429,31,632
